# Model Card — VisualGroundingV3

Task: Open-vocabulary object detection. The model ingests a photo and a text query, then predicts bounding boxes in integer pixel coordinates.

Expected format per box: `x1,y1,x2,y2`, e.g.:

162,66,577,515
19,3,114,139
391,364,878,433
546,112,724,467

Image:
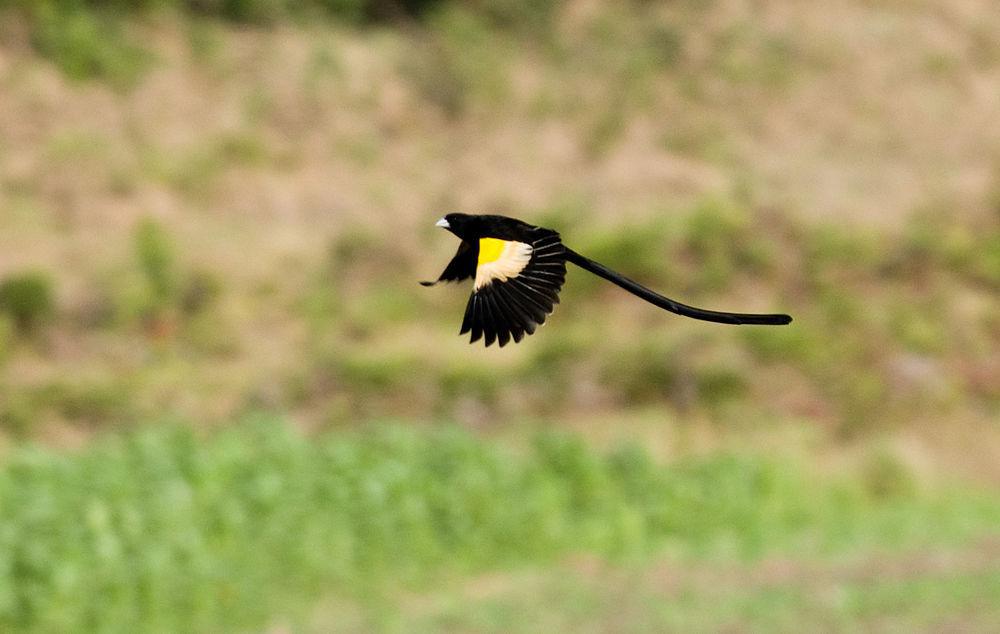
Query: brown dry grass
1,1,998,474
3,1,998,265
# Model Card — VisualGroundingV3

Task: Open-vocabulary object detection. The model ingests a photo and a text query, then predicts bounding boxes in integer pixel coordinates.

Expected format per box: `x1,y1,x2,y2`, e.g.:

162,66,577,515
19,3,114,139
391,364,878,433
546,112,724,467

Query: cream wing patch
460,230,566,347
474,239,533,290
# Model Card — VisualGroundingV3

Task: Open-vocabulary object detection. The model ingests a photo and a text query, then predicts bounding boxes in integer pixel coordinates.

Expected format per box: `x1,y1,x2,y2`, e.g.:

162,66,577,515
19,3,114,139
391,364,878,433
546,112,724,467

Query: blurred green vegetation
134,218,178,318
0,0,565,84
0,271,55,336
17,1,152,87
0,420,996,632
0,0,558,25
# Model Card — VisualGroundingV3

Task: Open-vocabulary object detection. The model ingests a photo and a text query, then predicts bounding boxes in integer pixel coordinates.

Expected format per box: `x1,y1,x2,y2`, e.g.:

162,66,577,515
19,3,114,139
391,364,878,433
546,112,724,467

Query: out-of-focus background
0,0,998,631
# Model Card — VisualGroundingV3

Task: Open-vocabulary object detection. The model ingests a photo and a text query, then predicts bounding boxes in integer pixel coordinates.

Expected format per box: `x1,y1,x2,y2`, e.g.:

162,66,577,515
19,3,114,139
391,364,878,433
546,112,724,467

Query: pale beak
435,217,450,228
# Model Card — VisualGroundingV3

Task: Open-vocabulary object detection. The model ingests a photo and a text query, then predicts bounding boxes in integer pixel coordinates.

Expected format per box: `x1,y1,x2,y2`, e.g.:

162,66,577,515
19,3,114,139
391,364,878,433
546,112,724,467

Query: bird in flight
422,213,792,347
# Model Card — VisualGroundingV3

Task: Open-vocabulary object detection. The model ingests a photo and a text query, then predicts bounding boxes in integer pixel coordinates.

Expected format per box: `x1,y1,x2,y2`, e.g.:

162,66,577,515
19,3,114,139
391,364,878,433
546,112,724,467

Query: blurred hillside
1,1,999,632
1,0,998,466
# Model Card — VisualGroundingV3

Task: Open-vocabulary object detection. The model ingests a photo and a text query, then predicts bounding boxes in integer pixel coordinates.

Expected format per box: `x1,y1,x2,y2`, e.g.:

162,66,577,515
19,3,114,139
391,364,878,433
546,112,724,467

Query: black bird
422,213,792,347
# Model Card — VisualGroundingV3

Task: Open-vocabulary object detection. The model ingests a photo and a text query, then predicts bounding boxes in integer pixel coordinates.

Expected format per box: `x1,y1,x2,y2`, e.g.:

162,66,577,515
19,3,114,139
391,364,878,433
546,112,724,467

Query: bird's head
435,213,478,240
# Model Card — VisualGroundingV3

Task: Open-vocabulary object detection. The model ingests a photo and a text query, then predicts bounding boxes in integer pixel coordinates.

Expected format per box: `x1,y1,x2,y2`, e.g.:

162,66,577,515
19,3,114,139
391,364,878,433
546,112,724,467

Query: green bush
3,0,558,30
27,2,152,86
803,223,880,288
0,271,56,334
3,0,562,87
696,365,749,406
399,37,473,118
599,338,681,404
0,315,14,363
178,269,223,316
967,224,1000,288
0,393,35,437
134,217,178,316
575,217,674,286
35,378,136,427
861,448,918,501
439,361,504,404
191,0,293,23
681,197,752,291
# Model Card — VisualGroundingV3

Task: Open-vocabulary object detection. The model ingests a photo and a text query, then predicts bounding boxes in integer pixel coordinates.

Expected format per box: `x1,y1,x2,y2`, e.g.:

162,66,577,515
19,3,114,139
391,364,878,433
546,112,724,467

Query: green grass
0,420,997,632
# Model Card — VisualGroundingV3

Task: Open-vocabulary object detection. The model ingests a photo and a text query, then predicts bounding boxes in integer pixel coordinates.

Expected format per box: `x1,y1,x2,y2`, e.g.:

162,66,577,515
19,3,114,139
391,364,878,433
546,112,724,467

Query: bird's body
422,213,792,347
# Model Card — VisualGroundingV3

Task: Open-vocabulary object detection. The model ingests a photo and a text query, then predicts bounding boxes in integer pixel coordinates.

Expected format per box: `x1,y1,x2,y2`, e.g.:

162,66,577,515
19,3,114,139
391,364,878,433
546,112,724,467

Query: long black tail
562,247,792,326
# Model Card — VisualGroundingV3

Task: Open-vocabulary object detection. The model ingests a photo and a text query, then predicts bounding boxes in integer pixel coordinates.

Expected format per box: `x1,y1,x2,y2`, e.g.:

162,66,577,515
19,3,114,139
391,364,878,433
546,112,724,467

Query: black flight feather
424,213,792,346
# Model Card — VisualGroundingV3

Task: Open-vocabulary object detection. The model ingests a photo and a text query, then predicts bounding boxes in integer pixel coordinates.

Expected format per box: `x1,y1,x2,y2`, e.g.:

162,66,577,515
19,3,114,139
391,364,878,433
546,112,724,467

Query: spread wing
461,230,566,346
420,240,476,286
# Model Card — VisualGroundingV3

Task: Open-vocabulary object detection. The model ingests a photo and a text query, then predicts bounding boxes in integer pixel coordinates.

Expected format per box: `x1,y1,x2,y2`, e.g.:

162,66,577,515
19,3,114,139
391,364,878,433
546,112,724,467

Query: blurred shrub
4,0,567,30
0,393,35,437
141,132,268,199
401,7,514,117
214,131,268,166
325,227,395,283
350,285,423,327
1,0,568,87
35,378,136,427
681,196,763,291
583,99,628,157
888,300,947,354
644,22,685,69
111,218,224,342
599,337,685,406
696,364,749,406
188,0,296,24
0,315,13,363
22,1,152,86
861,448,918,501
129,217,180,332
464,0,559,34
741,322,824,366
575,217,673,286
980,230,1000,287
0,271,56,335
334,352,417,391
182,311,241,357
185,17,223,65
803,223,880,289
572,196,774,297
178,268,222,317
135,218,177,309
439,361,503,405
526,326,587,375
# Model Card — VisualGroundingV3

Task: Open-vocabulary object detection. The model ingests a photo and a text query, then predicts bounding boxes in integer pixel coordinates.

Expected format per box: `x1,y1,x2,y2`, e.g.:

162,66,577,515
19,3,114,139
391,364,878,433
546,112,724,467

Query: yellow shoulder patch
477,238,508,266
475,239,533,290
